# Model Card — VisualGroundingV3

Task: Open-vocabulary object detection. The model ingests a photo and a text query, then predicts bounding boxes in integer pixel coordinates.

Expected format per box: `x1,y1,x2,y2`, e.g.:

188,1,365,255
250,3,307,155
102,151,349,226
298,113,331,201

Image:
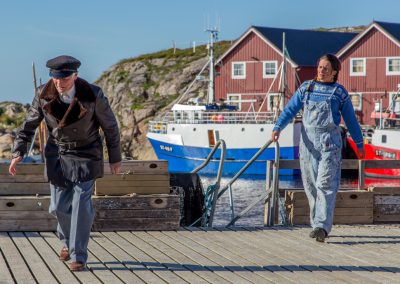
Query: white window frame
386,57,400,75
267,93,283,111
231,62,246,79
350,58,366,76
263,60,278,78
349,92,362,111
227,94,242,110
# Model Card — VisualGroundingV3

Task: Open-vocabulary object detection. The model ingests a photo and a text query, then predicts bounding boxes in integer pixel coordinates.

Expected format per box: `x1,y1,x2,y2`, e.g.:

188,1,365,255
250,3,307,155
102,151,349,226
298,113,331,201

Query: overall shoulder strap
303,80,315,102
329,84,339,99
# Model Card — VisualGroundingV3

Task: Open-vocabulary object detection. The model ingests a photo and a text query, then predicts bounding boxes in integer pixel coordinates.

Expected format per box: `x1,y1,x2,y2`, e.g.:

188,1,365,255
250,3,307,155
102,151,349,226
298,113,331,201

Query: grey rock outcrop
95,46,227,160
0,102,29,159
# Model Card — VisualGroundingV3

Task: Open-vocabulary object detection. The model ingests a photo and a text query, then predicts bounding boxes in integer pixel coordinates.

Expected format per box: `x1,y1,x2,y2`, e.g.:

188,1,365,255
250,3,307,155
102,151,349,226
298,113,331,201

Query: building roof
337,21,400,57
252,26,357,66
373,21,400,43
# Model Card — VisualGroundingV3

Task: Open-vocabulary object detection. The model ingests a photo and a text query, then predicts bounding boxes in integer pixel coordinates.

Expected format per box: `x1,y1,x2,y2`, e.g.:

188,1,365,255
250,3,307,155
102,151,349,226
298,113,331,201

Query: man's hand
9,156,23,176
110,161,122,174
357,147,366,159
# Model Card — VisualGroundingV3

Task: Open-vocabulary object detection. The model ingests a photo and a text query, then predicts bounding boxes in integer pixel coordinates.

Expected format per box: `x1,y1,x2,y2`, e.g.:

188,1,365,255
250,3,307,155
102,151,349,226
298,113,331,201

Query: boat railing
192,139,282,228
221,140,281,227
189,139,226,227
150,110,276,127
382,116,400,128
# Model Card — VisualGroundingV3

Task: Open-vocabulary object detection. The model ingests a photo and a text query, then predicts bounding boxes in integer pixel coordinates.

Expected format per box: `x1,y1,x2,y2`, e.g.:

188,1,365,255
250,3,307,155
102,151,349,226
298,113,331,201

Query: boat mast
272,32,287,121
206,28,218,104
279,32,287,107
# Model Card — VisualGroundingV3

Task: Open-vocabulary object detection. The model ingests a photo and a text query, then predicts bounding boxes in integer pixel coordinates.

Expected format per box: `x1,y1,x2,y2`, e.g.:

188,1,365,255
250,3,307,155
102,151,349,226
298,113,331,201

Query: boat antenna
206,27,219,104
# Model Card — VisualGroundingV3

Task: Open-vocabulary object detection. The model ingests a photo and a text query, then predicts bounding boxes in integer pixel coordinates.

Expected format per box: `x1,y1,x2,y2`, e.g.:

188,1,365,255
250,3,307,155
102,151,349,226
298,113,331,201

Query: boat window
382,135,387,143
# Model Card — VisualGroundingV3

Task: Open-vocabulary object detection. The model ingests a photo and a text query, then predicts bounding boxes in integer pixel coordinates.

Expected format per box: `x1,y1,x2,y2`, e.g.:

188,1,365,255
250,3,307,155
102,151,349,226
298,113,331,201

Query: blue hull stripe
148,138,299,175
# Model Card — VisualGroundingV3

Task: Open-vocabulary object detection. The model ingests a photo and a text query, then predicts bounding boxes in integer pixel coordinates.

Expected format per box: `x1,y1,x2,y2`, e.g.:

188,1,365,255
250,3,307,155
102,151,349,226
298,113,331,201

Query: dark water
199,174,400,227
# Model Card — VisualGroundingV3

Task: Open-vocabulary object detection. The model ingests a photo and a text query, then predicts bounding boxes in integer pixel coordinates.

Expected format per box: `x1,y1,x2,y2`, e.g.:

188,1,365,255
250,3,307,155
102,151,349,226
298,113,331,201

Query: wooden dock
1,225,400,283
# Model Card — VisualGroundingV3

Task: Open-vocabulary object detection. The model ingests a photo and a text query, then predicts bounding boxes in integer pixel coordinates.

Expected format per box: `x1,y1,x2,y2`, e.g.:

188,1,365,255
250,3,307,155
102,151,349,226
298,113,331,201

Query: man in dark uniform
9,55,122,271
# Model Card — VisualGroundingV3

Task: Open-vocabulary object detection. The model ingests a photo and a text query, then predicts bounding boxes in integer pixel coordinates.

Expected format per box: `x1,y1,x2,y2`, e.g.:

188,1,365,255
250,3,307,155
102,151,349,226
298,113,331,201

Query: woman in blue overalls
272,54,365,242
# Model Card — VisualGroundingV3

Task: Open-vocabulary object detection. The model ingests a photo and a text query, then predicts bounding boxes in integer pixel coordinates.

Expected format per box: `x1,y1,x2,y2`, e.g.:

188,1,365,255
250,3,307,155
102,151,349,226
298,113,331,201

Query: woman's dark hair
317,53,341,82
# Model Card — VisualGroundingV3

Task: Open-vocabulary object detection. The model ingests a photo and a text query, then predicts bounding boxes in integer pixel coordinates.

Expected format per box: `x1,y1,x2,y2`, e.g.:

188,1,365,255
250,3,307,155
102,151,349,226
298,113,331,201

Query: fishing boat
347,92,400,178
147,29,300,175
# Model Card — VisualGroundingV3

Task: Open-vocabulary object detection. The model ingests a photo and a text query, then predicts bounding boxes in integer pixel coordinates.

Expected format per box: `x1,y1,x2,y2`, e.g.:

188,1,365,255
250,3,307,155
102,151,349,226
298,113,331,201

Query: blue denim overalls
299,84,342,234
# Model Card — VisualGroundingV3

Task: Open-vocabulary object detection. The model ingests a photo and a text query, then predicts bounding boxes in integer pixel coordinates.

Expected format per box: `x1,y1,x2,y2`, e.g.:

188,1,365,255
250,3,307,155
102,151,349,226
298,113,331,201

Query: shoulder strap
302,80,315,102
328,83,339,99
306,80,315,93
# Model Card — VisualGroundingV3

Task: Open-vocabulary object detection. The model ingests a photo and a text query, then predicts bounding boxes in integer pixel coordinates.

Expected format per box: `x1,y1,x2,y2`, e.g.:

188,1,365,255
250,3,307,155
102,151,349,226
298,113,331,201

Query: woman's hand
271,130,280,142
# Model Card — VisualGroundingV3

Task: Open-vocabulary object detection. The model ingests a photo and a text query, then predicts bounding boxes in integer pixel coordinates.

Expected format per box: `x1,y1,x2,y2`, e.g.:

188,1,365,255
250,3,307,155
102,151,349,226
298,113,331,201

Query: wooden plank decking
0,225,400,283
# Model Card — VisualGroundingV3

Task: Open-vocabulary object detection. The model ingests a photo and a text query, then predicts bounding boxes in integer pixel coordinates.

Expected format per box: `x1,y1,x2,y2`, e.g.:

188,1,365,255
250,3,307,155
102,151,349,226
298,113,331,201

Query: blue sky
1,0,399,103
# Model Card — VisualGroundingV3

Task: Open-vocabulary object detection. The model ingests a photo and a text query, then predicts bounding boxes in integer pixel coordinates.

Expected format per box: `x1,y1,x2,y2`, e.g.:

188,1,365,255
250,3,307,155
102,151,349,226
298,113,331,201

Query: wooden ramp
1,225,400,283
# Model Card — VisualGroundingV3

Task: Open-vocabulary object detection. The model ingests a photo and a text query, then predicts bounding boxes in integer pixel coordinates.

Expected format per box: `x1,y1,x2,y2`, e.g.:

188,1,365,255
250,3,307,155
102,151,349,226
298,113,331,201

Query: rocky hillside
95,42,231,160
315,25,366,33
0,102,29,158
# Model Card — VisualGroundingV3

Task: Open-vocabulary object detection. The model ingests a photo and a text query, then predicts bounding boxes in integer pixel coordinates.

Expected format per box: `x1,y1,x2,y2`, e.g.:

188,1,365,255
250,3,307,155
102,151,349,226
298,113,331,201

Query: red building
336,21,400,126
215,21,400,126
215,26,356,113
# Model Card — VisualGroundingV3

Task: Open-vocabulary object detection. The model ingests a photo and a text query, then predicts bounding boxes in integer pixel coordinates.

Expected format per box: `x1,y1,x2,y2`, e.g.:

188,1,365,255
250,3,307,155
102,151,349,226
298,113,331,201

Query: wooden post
271,159,279,225
358,159,365,190
38,122,45,162
266,160,272,190
264,160,272,225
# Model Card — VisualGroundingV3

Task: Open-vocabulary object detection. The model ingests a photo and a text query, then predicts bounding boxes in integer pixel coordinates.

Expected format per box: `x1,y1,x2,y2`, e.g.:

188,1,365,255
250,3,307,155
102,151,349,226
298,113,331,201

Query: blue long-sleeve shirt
273,80,364,149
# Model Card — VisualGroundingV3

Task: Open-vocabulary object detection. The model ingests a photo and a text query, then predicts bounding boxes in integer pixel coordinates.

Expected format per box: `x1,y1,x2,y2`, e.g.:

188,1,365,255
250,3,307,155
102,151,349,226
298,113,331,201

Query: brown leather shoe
59,247,70,261
69,261,86,271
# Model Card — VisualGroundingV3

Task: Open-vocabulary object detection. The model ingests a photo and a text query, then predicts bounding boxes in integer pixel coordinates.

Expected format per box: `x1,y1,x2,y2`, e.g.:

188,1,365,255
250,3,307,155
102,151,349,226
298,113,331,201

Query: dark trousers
49,180,95,263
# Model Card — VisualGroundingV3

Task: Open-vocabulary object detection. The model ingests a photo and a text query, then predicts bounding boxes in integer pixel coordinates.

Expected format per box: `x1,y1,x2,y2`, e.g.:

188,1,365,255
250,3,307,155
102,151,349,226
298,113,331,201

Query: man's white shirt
60,85,76,104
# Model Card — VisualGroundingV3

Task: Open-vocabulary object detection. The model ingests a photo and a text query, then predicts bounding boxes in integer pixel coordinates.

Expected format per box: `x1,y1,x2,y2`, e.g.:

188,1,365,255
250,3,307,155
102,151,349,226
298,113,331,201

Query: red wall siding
215,31,300,112
338,27,400,125
297,67,316,82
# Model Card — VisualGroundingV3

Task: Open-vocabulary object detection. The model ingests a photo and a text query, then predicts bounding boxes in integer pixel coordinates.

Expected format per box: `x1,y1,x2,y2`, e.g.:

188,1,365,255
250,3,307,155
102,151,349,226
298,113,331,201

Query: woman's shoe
69,261,86,271
314,227,328,242
309,229,317,238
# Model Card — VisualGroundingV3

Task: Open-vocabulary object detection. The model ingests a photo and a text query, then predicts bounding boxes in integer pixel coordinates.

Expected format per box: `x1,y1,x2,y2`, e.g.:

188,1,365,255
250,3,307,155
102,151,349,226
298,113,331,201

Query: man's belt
56,137,99,150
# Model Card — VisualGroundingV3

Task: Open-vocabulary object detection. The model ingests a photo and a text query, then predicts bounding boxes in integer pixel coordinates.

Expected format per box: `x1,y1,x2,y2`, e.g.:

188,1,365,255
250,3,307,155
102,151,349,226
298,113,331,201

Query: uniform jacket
12,78,122,186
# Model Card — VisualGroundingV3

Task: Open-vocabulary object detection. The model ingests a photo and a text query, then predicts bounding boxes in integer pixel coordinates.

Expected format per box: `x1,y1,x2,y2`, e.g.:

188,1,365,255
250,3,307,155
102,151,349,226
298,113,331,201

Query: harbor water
200,174,400,227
